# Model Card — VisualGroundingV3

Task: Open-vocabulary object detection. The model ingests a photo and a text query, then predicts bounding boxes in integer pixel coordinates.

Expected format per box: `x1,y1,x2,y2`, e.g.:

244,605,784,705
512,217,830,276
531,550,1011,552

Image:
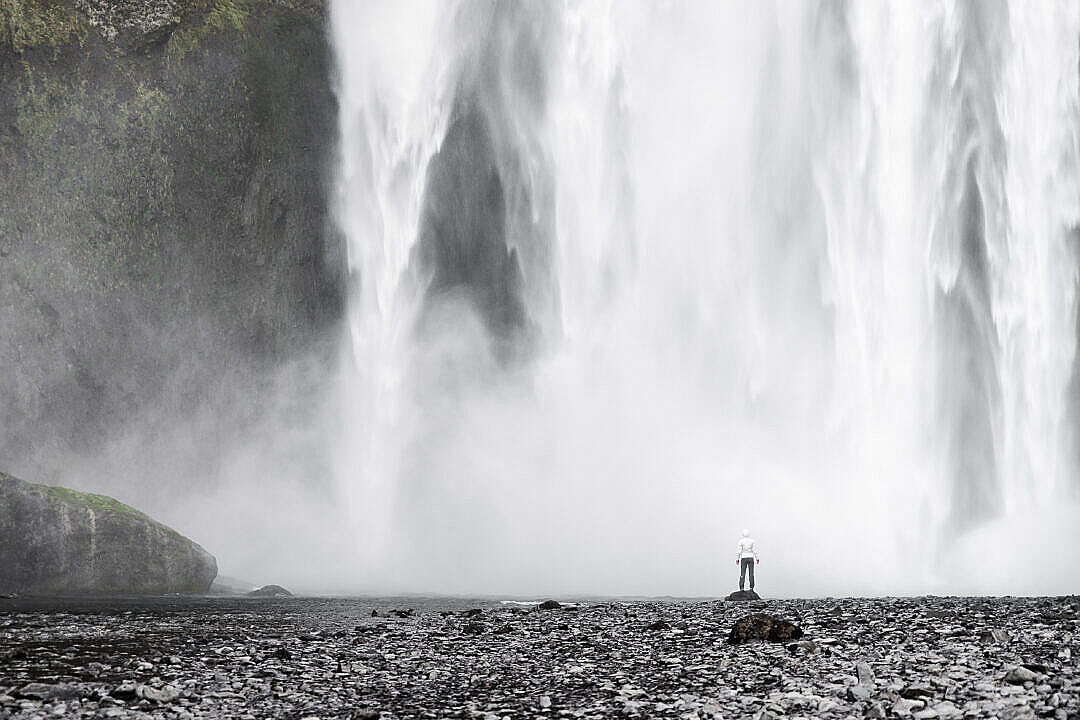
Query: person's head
742,528,750,537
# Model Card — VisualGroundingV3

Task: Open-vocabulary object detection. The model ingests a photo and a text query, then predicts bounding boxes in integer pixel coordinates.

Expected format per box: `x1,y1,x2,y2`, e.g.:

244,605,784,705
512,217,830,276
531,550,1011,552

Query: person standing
736,528,759,591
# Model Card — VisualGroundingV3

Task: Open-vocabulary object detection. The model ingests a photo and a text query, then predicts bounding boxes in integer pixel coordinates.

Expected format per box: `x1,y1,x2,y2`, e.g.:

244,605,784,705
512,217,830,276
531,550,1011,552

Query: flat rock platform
0,595,1077,719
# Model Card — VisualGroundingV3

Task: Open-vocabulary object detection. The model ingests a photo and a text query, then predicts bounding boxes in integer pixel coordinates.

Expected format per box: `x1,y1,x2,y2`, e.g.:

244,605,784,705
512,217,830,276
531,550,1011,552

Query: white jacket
736,536,758,561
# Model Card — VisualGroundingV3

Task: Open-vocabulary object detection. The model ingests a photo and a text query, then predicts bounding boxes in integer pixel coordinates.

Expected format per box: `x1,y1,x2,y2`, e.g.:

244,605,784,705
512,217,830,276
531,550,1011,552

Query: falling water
329,1,1080,597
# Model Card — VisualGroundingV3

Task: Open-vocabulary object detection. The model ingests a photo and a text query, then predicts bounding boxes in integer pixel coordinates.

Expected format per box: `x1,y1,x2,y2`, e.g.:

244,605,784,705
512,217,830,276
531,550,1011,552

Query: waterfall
329,0,1080,596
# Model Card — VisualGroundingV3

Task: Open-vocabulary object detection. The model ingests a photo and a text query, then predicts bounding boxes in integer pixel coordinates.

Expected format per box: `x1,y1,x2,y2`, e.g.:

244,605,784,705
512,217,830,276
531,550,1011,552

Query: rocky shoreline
0,595,1076,719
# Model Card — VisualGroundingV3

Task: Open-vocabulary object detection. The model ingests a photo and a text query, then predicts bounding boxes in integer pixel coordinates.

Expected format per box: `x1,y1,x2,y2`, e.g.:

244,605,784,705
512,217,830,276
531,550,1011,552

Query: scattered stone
727,613,803,644
646,620,671,631
864,701,887,718
390,609,414,618
856,660,875,686
137,684,180,703
1004,666,1039,685
14,683,79,701
247,585,293,598
0,595,1075,719
725,590,761,601
893,698,926,716
901,683,934,699
981,628,1009,643
931,701,962,719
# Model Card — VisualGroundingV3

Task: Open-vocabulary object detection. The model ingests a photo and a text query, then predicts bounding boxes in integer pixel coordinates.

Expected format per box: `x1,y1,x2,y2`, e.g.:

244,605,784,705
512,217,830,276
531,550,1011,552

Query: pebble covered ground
0,595,1077,719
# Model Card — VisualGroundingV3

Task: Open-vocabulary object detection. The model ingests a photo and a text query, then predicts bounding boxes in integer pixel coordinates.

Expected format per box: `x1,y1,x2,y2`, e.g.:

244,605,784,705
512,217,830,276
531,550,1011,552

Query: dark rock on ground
726,589,761,601
1005,666,1040,684
246,585,292,598
537,600,562,610
0,471,216,595
727,612,804,644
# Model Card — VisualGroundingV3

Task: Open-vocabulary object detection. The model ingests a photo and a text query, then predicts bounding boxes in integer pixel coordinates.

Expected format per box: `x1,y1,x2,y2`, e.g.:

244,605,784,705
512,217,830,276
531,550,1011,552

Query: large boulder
726,590,761,601
727,613,804,645
247,584,292,598
0,471,216,594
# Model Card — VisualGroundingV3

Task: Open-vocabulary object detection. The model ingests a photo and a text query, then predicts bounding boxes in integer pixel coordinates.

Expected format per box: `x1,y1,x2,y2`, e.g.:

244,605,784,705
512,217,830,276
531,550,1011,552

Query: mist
7,0,1080,600
323,0,1080,598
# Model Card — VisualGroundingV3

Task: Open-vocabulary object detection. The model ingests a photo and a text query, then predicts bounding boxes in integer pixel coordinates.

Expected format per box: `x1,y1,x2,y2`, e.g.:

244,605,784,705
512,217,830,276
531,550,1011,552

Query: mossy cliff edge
0,0,343,482
0,470,217,594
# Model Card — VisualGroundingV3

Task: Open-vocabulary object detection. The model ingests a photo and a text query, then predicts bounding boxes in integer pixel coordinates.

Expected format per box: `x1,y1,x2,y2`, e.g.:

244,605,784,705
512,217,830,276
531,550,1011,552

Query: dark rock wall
0,470,217,594
0,0,343,482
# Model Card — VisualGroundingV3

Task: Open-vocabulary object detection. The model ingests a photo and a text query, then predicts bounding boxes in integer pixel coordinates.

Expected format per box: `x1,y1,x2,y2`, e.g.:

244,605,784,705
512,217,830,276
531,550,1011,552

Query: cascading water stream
329,0,1080,596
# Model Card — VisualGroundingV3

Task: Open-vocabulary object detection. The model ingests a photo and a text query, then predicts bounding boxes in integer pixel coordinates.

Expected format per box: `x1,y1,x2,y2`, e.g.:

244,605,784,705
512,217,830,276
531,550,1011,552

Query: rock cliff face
0,0,343,482
0,471,217,594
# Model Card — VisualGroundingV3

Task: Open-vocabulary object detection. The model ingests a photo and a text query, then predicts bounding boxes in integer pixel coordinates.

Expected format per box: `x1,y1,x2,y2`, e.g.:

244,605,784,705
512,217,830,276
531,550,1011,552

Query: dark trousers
739,557,755,590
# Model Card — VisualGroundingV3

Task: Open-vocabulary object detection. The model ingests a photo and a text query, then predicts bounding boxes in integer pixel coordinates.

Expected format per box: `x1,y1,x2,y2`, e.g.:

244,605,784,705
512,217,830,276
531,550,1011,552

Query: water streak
329,0,1080,596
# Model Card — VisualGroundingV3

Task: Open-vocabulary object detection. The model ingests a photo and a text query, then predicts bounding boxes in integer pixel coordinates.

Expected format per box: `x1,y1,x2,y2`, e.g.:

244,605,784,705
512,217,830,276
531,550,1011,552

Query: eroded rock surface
0,472,216,595
0,595,1077,718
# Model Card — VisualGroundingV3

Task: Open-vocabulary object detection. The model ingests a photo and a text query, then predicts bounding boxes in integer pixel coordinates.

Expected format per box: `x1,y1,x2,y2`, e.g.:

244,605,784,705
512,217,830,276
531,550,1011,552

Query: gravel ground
0,595,1077,719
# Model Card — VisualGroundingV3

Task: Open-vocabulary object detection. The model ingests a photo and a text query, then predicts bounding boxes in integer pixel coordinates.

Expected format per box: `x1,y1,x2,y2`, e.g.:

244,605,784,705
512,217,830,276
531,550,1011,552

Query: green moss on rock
0,0,86,54
34,482,184,541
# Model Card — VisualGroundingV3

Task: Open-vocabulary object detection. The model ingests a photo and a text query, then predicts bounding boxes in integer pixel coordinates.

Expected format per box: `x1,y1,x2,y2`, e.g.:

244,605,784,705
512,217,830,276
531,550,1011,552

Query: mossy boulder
0,470,217,594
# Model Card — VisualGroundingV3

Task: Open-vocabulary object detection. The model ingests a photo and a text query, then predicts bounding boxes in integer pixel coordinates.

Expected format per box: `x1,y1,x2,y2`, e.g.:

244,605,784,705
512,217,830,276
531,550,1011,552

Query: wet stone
1004,666,1040,685
727,613,803,644
0,595,1077,718
725,590,761,602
